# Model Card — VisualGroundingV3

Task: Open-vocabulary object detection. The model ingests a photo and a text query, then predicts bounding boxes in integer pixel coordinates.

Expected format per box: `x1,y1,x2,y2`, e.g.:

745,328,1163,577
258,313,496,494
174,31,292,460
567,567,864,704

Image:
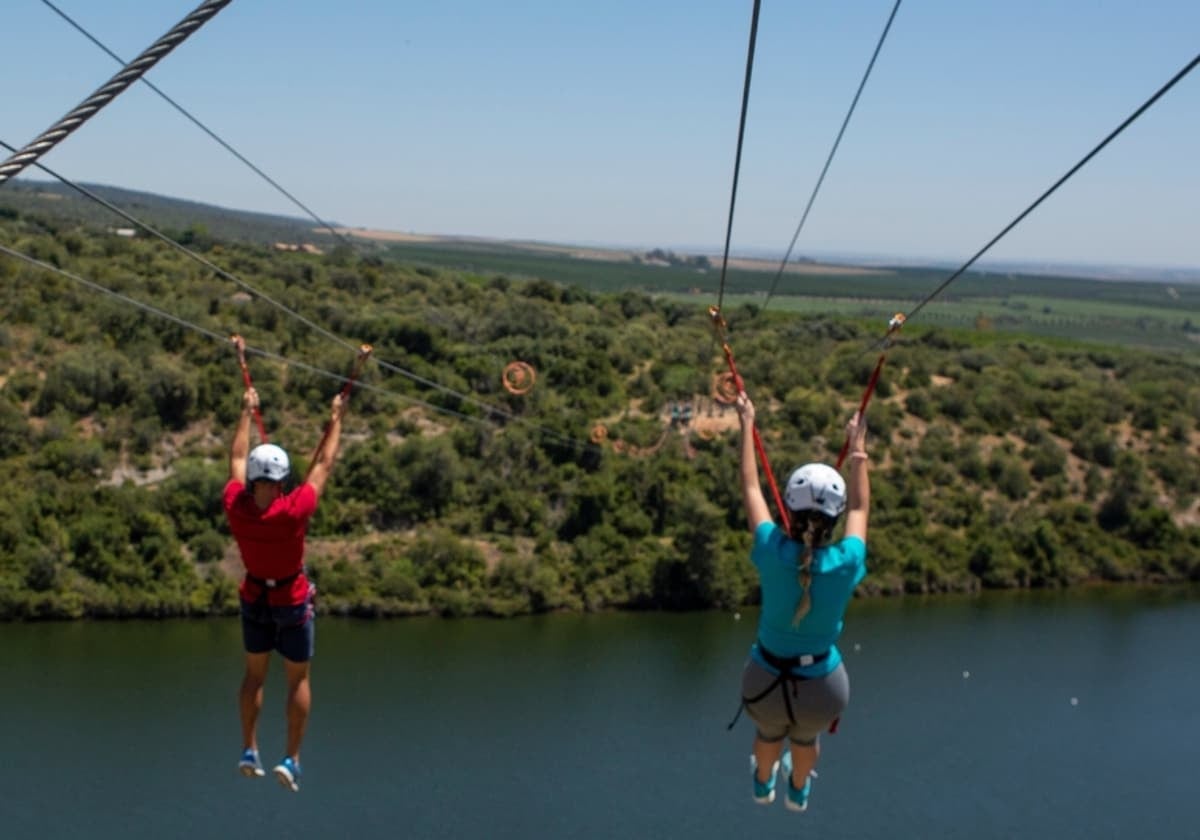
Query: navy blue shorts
240,587,315,663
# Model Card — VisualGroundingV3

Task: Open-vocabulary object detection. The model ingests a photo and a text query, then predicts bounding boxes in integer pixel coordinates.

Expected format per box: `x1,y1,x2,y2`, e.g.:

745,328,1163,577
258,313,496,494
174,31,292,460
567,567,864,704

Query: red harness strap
828,315,905,734
231,334,268,442
709,307,791,534
835,314,905,469
304,344,373,482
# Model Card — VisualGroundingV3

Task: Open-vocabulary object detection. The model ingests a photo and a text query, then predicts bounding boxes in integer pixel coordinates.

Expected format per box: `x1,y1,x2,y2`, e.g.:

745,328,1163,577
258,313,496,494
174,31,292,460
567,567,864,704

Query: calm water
1,588,1197,839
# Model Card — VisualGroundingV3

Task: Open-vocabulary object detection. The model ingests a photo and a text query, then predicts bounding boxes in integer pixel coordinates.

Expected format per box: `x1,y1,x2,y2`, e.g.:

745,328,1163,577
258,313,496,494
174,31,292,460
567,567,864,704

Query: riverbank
3,570,1198,621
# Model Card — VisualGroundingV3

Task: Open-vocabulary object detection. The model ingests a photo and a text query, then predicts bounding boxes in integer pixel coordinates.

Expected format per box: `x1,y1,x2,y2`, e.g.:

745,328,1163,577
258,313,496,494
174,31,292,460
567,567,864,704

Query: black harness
727,641,830,731
244,571,302,601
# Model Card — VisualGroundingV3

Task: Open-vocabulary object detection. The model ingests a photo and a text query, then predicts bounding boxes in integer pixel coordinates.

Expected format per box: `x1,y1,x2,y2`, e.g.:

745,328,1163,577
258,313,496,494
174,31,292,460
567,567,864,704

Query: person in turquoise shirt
734,391,870,813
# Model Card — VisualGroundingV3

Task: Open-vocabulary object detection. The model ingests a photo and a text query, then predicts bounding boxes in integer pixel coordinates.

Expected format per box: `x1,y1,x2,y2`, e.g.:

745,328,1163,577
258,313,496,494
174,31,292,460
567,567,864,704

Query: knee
284,664,311,693
241,671,266,691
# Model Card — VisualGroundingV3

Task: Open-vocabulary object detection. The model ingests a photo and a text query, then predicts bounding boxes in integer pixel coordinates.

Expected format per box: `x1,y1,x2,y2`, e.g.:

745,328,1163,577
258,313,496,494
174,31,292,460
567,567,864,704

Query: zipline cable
0,0,231,188
36,4,560,435
760,0,902,312
0,241,519,430
713,0,761,316
835,49,1200,467
0,139,585,454
709,0,794,530
38,0,354,249
902,50,1200,324
0,140,356,364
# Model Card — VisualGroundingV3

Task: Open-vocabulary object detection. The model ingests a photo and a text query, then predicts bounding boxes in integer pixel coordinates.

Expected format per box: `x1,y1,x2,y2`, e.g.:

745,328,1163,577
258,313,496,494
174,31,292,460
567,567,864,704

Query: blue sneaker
750,755,780,804
781,753,814,813
785,776,812,813
272,756,301,792
238,748,264,778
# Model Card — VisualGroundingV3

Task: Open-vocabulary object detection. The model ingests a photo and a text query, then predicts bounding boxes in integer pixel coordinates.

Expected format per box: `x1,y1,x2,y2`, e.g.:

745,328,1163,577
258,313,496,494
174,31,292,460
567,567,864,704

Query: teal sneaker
779,750,813,812
750,755,780,805
785,776,812,813
272,756,301,792
238,748,264,778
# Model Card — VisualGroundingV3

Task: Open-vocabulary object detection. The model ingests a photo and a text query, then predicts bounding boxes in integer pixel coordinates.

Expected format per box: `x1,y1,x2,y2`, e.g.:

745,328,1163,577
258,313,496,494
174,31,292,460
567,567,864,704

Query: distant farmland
3,179,1195,353
377,239,1200,353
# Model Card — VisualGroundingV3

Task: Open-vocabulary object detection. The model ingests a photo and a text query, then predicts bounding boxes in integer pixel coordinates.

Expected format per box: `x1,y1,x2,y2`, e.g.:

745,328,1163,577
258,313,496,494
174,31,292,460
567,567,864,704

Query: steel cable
0,0,231,188
760,0,903,312
38,0,354,249
0,140,589,454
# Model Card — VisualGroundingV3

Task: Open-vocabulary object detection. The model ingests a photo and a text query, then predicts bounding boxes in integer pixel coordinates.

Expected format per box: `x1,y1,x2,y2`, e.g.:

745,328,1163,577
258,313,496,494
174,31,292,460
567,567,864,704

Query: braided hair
788,508,837,625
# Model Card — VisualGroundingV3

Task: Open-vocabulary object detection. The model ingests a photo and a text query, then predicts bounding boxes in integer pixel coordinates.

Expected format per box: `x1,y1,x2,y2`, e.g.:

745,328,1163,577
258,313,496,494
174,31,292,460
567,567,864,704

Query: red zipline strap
827,314,905,739
231,334,268,443
709,307,791,534
342,344,374,397
834,313,906,470
304,344,373,483
835,352,884,469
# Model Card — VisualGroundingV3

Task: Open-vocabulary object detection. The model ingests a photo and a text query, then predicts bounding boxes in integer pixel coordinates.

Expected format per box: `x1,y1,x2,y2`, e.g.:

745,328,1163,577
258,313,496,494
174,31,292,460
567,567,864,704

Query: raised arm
229,387,258,483
305,393,348,496
735,392,772,532
843,411,870,543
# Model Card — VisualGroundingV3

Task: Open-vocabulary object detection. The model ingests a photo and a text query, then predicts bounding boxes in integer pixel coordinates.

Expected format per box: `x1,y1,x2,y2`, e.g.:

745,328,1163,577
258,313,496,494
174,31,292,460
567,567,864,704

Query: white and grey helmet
247,443,290,483
783,463,846,518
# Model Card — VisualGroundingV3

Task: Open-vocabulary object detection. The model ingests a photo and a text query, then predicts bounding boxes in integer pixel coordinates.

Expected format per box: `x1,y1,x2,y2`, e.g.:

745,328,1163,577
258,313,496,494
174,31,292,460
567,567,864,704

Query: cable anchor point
882,312,906,347
708,305,728,336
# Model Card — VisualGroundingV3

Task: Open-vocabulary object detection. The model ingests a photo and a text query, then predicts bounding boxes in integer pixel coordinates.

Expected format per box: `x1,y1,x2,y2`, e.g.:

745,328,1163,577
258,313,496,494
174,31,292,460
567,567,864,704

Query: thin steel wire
761,0,903,312
38,0,353,248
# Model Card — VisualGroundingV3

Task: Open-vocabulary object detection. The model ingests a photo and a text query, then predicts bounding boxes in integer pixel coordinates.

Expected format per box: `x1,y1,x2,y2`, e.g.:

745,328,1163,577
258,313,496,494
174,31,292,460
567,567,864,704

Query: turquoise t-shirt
749,520,867,678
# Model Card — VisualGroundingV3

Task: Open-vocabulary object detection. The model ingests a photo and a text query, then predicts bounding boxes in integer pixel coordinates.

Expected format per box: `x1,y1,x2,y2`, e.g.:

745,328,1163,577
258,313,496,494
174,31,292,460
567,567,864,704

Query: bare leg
752,737,785,782
789,740,820,788
282,658,312,761
240,652,270,751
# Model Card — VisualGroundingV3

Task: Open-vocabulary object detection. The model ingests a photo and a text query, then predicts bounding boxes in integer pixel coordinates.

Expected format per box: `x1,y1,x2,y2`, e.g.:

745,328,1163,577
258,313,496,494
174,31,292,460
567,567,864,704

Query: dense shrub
0,213,1196,619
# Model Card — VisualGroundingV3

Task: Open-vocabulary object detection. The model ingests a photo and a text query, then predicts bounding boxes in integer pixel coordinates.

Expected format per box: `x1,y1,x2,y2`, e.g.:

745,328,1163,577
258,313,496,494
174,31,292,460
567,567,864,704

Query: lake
1,587,1197,838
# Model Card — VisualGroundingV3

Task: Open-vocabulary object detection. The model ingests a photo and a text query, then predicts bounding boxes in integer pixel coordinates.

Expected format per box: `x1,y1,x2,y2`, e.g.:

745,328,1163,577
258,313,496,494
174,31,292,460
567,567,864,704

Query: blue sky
3,0,1198,269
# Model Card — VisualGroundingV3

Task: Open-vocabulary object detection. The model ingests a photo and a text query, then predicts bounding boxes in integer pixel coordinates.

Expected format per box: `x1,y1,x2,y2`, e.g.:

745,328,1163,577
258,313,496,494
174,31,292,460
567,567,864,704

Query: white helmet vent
247,443,290,483
783,463,846,518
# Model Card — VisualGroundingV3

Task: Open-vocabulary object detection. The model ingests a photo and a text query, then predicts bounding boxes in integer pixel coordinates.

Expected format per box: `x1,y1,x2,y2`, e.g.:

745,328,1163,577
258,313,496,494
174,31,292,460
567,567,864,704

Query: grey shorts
740,659,850,745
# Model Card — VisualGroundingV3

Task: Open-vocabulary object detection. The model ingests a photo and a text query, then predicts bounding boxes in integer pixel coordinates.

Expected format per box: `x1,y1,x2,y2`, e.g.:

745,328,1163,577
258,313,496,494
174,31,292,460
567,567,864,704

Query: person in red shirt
225,386,347,792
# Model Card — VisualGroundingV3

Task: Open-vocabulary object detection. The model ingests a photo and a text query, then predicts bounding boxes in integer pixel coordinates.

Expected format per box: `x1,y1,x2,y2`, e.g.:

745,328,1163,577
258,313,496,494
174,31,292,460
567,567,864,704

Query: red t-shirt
223,479,318,605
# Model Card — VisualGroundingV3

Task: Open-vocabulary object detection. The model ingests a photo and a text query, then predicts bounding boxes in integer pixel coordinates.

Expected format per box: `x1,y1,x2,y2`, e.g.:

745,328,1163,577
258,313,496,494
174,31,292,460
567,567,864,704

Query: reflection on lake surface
1,587,1197,839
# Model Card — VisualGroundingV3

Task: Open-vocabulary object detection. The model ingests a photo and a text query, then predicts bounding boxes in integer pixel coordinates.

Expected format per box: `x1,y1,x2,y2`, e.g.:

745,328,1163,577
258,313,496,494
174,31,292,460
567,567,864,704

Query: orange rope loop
712,371,739,404
502,360,537,395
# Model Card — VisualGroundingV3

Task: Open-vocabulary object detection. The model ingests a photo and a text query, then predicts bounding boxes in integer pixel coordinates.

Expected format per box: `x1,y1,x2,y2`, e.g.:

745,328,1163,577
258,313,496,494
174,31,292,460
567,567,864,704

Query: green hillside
0,179,342,248
0,197,1197,619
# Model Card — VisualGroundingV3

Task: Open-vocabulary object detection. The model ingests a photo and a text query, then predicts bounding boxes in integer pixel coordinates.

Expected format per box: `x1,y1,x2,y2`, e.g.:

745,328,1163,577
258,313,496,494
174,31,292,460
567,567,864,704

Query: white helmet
784,463,846,518
247,443,290,483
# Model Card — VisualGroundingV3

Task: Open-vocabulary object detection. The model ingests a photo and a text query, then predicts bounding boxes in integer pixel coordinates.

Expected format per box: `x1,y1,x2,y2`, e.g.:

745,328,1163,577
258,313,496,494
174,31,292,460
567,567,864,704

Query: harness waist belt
726,642,833,731
246,571,301,589
757,642,830,672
